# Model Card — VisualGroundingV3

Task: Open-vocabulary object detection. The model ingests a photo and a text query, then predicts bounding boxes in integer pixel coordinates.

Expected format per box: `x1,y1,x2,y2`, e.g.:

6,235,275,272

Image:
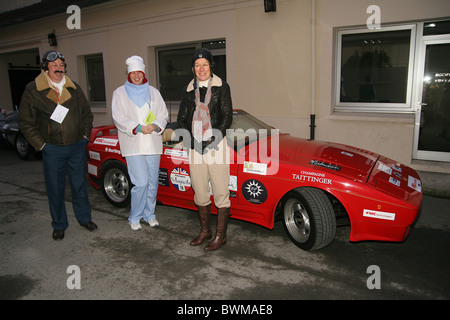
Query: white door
413,33,450,162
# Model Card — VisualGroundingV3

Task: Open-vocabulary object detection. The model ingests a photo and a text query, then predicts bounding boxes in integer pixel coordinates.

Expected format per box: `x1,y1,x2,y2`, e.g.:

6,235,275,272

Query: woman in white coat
112,55,168,231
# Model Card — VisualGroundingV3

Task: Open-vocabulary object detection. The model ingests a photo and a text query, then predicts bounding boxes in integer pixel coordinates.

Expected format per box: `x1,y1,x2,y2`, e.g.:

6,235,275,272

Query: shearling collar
186,74,223,92
35,70,77,105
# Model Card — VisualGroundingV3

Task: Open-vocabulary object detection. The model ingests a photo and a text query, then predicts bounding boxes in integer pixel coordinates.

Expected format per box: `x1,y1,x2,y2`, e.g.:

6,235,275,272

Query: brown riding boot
190,204,212,246
204,207,231,251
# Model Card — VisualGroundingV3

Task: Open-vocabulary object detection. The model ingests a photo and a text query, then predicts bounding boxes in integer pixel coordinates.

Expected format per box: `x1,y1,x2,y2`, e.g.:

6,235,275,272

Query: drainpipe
310,114,316,140
310,0,316,140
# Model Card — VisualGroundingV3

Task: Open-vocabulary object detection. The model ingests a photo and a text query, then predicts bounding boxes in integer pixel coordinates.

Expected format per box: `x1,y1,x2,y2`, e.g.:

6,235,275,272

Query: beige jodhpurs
189,138,230,208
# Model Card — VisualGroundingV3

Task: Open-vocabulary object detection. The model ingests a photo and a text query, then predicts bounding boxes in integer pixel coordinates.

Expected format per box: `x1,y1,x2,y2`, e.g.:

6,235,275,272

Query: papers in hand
145,111,156,125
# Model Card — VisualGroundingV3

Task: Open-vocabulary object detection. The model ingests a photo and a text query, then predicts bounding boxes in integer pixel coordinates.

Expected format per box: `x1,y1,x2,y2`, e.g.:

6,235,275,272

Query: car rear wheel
282,187,336,251
100,160,131,208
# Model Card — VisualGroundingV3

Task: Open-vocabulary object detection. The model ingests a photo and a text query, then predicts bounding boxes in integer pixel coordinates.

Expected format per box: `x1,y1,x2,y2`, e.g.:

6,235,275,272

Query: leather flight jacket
18,71,93,150
177,75,233,154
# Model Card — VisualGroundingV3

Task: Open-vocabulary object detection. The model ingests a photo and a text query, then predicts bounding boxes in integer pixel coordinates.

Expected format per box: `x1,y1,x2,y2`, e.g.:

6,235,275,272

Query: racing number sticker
242,179,267,204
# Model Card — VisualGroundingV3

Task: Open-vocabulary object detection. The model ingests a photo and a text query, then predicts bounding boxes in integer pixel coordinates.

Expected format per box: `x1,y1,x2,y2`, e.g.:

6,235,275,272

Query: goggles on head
45,51,65,62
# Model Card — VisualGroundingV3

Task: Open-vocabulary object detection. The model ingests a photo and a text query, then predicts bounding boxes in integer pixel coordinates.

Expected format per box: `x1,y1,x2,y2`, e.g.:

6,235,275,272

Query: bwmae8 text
177,304,273,317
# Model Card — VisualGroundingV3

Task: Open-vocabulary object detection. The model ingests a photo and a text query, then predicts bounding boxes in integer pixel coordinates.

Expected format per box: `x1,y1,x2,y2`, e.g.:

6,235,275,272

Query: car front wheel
282,187,336,251
100,160,131,208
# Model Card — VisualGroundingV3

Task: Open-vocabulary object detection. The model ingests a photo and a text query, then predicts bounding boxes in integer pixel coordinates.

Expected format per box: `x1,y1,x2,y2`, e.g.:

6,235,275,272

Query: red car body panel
87,110,422,244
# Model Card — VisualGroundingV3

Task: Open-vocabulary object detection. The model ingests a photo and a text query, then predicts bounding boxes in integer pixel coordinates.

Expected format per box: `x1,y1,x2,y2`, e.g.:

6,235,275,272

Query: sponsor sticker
87,163,98,176
378,163,392,175
158,168,169,187
105,147,121,155
228,175,238,192
164,148,188,159
292,171,332,185
389,176,400,187
242,179,267,204
94,137,118,146
209,175,237,195
243,161,267,175
393,171,402,179
170,167,191,191
341,151,354,157
309,159,342,171
408,176,422,192
89,151,100,161
363,209,396,221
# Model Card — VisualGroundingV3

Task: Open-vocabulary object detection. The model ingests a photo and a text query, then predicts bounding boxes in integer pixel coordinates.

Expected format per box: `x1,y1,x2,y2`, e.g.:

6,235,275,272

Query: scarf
125,81,150,108
45,71,66,96
192,77,213,142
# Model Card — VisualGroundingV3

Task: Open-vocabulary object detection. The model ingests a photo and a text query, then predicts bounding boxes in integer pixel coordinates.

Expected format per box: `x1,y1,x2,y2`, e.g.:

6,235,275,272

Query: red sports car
86,110,423,251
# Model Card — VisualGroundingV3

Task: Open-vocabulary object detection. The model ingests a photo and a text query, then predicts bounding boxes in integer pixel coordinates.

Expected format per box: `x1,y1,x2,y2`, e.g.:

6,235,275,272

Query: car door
158,142,195,208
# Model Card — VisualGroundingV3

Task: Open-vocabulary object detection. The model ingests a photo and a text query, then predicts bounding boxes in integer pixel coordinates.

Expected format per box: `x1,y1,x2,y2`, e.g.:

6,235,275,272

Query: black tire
282,187,336,251
15,133,34,160
100,160,131,207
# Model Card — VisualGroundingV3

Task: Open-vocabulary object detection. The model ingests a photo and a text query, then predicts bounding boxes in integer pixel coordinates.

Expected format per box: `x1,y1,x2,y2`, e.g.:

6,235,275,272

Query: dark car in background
0,108,39,160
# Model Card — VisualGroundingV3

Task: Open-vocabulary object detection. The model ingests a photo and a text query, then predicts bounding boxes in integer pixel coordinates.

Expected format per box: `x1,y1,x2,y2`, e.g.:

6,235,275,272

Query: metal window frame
334,24,417,113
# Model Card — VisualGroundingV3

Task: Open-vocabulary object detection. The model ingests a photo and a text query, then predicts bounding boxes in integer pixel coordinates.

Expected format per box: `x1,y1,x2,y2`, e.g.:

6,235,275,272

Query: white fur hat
126,55,145,74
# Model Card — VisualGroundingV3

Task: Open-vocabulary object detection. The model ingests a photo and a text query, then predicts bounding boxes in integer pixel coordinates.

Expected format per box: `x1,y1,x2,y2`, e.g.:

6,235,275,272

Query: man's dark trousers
42,139,92,231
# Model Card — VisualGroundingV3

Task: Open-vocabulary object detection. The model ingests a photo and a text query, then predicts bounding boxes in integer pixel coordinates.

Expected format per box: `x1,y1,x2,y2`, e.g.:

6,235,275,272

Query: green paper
145,111,156,125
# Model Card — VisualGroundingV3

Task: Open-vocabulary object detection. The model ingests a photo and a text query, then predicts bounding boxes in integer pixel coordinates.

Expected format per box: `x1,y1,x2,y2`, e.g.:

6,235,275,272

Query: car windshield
227,110,277,151
230,110,274,132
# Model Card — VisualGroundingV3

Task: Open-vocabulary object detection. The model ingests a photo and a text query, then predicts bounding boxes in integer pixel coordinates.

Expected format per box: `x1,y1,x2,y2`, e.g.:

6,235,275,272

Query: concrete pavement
419,170,450,199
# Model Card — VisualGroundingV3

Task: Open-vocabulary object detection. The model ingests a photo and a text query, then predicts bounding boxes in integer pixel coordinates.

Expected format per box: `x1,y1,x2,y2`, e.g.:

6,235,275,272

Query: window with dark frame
85,53,106,104
158,47,196,102
157,40,226,102
156,40,226,121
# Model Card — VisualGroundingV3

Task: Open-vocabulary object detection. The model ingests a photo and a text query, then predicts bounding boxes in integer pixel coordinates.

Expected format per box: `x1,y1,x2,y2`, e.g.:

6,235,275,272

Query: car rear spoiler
89,125,116,142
